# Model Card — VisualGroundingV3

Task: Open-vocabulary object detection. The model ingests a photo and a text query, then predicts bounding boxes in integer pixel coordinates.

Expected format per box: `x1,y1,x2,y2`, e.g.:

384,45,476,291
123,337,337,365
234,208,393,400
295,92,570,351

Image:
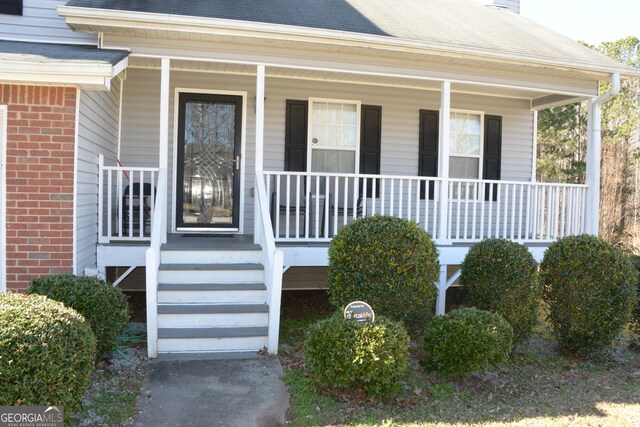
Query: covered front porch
90,55,608,357
95,56,601,253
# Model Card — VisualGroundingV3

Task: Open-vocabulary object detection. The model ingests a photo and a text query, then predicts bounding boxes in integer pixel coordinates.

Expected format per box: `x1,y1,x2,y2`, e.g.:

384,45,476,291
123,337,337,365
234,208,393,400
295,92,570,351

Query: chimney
479,0,520,13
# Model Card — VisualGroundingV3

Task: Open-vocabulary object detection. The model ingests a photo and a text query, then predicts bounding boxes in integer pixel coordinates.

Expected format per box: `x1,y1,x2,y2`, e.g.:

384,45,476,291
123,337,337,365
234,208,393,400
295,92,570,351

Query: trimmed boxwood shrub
460,238,540,346
304,313,410,397
629,255,640,335
422,307,513,376
541,235,637,355
328,215,439,335
29,274,129,358
0,292,96,410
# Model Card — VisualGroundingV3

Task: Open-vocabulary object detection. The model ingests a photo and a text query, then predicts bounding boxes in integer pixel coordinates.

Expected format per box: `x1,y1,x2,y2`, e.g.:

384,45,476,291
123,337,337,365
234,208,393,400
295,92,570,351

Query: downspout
585,73,621,235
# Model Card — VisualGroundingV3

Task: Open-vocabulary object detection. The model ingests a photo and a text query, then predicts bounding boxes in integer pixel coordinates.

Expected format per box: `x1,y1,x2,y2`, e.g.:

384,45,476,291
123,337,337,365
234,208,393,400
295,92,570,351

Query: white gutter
0,56,128,90
584,73,621,235
594,73,621,107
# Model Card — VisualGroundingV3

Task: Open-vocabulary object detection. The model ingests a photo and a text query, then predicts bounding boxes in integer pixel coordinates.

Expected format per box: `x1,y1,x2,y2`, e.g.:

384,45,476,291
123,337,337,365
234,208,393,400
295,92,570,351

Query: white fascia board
57,5,639,79
0,59,127,90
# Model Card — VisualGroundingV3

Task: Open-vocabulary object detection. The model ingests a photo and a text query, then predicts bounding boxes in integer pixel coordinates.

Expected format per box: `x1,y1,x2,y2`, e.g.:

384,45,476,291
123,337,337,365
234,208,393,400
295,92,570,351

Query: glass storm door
176,93,242,230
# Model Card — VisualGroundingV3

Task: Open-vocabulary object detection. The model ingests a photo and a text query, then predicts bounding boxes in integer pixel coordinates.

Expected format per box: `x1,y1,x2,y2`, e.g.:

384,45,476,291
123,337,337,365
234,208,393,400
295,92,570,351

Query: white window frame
306,97,361,174
448,109,484,181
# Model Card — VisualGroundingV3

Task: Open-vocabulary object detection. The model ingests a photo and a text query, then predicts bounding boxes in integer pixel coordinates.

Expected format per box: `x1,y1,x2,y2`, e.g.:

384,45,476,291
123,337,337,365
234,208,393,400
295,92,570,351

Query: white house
0,0,637,359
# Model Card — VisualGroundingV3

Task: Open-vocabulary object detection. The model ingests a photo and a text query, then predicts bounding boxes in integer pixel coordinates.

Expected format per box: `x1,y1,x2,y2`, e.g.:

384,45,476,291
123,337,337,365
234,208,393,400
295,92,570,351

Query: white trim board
0,105,7,292
72,90,80,276
171,88,248,234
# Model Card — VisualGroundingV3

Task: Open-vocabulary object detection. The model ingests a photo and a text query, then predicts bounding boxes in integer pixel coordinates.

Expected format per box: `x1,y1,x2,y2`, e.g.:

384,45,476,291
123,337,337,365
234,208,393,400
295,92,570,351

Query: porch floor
163,233,257,250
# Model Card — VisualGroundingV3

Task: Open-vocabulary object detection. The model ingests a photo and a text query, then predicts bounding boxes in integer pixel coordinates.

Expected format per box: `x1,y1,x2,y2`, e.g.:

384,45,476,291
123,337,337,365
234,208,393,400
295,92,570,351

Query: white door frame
171,88,247,234
0,105,7,292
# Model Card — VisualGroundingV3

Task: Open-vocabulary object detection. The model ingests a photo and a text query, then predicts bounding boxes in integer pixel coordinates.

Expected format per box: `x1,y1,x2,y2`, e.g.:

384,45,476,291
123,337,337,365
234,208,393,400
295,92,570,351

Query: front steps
156,238,270,359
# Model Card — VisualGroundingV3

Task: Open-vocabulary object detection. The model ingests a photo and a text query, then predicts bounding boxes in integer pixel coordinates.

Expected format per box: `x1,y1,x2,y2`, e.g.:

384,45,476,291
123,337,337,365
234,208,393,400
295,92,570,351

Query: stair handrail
254,171,284,354
145,166,168,358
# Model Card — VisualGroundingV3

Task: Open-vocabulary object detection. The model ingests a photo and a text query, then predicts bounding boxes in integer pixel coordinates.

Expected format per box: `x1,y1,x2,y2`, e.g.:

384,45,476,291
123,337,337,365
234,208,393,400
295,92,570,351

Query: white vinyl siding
76,78,121,273
119,68,534,235
0,0,96,44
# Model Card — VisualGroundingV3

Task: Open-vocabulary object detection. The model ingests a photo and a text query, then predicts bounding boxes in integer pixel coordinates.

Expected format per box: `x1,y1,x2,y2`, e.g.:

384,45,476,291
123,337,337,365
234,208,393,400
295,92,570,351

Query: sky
520,0,639,45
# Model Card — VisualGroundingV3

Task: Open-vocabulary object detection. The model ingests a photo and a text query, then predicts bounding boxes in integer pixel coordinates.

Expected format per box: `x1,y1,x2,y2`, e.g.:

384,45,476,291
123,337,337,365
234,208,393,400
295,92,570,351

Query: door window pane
182,101,236,225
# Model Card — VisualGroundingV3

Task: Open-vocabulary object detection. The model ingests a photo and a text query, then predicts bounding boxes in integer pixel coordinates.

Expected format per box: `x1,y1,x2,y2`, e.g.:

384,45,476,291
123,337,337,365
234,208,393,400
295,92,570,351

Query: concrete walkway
134,357,289,427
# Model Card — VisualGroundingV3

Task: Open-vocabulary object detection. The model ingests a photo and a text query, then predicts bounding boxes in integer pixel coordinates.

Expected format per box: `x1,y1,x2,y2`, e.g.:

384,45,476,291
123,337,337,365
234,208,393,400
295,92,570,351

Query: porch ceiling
127,56,582,104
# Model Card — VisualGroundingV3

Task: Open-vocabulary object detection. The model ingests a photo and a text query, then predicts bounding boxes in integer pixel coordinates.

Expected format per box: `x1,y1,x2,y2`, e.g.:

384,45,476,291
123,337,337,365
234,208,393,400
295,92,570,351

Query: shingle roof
0,40,129,65
65,0,634,76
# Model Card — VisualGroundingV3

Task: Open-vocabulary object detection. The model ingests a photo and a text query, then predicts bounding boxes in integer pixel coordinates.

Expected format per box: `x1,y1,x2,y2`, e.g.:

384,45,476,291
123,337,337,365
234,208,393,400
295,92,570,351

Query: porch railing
144,166,168,359
98,155,160,243
254,171,285,354
263,171,588,244
446,179,587,242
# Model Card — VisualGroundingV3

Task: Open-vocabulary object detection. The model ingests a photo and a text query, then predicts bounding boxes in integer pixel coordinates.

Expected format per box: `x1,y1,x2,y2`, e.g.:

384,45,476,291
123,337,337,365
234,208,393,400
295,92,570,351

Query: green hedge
422,307,513,376
460,238,540,346
304,313,410,397
0,292,96,410
541,235,637,355
29,274,129,359
328,215,439,335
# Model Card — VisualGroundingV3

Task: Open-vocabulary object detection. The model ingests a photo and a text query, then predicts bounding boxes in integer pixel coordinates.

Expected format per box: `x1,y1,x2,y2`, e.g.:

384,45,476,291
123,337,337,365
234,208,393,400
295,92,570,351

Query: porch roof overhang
58,2,639,81
0,40,129,90
125,55,589,109
57,6,640,107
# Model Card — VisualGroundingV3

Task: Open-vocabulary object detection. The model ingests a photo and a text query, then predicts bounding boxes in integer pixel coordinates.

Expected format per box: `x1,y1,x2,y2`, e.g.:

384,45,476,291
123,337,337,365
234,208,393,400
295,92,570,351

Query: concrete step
157,327,268,353
161,249,262,265
156,351,261,360
158,263,264,284
157,304,269,328
157,283,267,304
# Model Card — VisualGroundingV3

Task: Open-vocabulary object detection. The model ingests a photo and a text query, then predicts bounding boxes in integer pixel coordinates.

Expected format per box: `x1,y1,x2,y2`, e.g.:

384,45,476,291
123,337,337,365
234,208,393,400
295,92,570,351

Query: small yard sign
343,301,375,323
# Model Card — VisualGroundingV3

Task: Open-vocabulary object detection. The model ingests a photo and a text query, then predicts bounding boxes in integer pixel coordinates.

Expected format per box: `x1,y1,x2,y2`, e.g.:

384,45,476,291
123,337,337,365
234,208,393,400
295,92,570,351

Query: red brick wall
1,85,76,291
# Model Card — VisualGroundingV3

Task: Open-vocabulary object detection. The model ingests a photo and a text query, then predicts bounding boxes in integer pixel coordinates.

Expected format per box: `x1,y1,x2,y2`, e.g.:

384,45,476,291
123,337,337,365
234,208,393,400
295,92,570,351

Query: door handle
234,155,241,170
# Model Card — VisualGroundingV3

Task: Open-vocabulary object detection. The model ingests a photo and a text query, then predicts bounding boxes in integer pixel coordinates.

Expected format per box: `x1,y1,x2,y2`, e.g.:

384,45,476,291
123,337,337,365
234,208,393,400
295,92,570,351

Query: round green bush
422,307,513,376
304,313,410,397
460,238,540,346
0,292,96,409
328,215,439,335
29,274,129,358
540,235,637,356
629,255,640,335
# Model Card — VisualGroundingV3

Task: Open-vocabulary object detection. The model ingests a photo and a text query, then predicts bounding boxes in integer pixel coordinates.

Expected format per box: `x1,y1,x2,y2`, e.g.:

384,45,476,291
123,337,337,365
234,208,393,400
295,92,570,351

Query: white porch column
254,65,266,244
159,58,170,169
255,65,266,172
437,81,451,242
159,58,170,243
585,98,601,236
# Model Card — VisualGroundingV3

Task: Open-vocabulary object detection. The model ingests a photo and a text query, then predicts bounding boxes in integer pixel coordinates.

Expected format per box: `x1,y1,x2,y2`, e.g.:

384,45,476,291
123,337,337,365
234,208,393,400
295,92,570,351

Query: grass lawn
279,312,640,426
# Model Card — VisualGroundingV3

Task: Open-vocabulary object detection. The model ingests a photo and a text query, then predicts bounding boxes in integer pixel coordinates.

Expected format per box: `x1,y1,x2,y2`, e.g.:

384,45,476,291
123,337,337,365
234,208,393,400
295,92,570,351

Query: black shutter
360,105,381,197
418,110,439,200
0,0,22,15
284,100,308,171
483,115,502,201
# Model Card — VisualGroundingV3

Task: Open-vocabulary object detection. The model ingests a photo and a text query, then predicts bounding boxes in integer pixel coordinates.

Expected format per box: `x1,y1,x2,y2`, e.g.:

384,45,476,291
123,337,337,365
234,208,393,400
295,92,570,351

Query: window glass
449,112,482,179
310,100,358,173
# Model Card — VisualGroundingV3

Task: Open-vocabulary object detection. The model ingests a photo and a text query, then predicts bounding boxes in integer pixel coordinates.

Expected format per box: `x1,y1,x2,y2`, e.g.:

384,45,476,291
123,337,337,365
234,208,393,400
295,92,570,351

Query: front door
176,93,242,230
